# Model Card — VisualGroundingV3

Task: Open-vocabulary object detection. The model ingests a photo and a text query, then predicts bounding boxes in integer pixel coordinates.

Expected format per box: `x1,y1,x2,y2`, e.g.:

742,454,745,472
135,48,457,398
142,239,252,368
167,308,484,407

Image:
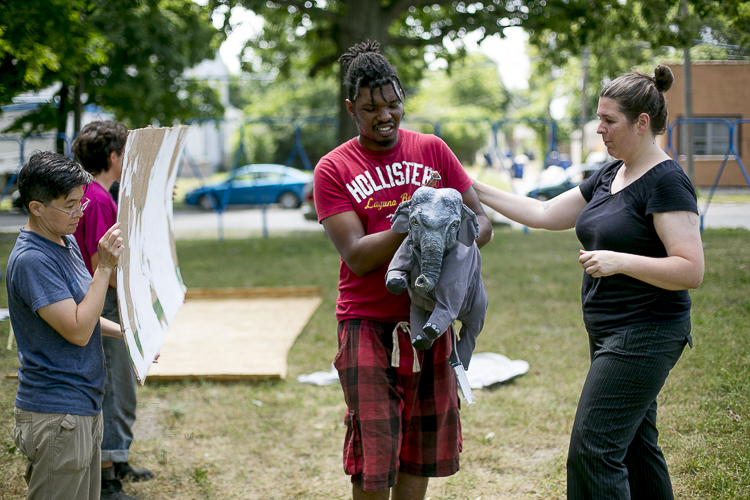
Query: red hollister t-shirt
314,128,473,323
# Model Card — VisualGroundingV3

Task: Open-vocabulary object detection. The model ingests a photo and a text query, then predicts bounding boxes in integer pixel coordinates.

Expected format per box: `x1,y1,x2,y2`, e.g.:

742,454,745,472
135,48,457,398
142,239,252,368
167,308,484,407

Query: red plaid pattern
334,319,462,492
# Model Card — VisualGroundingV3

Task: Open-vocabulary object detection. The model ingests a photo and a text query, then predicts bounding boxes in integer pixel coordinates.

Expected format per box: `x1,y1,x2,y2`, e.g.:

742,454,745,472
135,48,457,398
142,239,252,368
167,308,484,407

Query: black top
575,159,698,334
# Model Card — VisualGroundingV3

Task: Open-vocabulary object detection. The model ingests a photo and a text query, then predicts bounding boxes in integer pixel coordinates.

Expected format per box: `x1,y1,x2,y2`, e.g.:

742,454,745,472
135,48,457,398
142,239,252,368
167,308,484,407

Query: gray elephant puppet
385,186,488,371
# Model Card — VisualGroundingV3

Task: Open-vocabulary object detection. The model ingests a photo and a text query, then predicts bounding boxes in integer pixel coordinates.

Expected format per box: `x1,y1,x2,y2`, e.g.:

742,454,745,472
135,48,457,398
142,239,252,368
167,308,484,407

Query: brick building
664,61,750,187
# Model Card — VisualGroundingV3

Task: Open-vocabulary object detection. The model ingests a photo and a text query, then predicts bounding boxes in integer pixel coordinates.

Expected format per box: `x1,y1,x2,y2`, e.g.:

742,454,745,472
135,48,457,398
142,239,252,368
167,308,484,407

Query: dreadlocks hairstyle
339,40,405,106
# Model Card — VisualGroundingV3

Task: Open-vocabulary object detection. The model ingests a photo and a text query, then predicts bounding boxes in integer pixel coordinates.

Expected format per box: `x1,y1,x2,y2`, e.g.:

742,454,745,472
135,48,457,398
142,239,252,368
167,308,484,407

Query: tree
210,0,748,151
406,54,511,164
232,73,339,168
211,0,538,145
229,53,513,169
520,0,750,176
0,0,109,148
523,0,749,113
0,0,226,145
0,1,107,106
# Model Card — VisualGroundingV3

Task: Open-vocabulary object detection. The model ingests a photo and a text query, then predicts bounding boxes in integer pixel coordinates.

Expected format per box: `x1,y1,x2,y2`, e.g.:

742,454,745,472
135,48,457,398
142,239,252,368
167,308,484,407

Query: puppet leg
385,270,409,295
410,306,434,350
423,293,464,342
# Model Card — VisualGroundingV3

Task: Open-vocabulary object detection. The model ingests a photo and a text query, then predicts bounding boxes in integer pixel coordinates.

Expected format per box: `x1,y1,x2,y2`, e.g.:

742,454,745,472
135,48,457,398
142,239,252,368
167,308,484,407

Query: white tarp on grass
117,126,189,383
297,352,529,389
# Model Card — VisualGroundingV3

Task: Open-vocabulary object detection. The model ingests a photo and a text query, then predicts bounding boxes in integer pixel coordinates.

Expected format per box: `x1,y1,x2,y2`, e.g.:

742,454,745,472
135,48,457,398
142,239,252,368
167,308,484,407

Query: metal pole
680,0,695,184
261,204,268,239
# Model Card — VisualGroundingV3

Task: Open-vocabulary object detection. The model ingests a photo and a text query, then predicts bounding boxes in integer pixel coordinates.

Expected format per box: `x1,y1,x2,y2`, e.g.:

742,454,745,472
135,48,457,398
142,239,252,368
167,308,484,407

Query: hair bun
654,65,674,93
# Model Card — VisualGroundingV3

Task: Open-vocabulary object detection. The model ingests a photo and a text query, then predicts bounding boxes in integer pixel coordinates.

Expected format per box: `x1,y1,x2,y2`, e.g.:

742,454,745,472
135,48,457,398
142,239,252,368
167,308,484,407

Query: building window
679,119,741,157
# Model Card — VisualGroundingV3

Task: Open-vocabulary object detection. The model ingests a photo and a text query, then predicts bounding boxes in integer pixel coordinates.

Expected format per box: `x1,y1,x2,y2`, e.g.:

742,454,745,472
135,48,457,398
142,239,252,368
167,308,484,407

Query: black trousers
567,319,692,500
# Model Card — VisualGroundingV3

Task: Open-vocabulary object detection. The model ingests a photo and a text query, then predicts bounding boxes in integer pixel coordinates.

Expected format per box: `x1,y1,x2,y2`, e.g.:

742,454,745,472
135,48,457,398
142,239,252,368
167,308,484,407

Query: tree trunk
335,1,391,146
579,47,590,162
74,72,84,135
337,65,357,146
56,85,69,155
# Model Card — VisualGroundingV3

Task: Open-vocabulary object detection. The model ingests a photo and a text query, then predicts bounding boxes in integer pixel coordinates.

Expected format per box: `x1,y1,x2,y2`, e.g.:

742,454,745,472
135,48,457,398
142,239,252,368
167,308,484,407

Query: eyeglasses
44,197,90,217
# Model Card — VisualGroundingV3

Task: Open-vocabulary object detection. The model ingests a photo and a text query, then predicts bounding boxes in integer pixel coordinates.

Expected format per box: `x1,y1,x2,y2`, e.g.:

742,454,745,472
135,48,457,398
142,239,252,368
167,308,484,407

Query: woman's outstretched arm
473,180,588,231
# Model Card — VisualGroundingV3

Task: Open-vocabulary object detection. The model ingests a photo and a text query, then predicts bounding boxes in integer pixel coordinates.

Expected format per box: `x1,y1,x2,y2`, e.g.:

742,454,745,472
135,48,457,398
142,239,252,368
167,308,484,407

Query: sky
215,6,531,91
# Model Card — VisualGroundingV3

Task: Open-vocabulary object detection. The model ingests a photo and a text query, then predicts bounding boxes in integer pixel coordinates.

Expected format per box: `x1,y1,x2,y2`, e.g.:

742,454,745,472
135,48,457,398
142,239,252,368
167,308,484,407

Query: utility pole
680,0,695,184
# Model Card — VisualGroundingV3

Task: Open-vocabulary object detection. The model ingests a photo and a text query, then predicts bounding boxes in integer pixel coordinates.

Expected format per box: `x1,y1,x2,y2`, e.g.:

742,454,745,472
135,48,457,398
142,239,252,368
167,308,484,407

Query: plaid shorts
334,319,462,492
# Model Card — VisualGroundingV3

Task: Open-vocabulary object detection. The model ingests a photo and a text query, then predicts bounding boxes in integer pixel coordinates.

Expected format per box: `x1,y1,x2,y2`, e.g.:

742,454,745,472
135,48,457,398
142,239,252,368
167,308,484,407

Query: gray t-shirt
7,230,106,415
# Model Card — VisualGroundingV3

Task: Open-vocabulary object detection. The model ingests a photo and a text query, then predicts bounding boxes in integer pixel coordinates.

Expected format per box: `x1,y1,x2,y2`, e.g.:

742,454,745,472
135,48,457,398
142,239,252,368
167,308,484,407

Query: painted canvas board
117,126,189,383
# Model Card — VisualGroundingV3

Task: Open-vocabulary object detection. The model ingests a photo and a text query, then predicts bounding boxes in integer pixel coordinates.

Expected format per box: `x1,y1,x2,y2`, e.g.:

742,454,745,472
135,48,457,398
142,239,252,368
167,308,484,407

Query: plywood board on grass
146,291,322,381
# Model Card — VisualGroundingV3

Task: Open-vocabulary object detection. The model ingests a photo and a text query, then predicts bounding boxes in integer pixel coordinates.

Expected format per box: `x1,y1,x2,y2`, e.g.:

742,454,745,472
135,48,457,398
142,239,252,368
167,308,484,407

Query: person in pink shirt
72,121,152,500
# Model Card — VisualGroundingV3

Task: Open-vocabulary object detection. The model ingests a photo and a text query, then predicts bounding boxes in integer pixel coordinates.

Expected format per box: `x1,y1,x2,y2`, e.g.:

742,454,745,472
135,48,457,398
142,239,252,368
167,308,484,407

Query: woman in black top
474,65,704,499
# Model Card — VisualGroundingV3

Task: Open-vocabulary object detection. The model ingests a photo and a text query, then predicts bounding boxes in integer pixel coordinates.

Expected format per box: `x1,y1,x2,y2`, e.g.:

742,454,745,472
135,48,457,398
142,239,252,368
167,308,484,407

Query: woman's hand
578,211,704,290
96,222,124,270
579,249,622,278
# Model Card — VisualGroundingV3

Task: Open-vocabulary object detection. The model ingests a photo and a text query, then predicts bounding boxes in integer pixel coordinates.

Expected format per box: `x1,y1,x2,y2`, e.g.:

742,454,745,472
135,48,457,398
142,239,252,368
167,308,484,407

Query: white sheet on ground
296,352,529,388
465,352,529,389
296,365,339,386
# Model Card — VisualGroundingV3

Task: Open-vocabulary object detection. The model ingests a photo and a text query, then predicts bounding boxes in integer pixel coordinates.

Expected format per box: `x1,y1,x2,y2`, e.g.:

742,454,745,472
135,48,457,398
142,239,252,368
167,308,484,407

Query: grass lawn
0,229,748,499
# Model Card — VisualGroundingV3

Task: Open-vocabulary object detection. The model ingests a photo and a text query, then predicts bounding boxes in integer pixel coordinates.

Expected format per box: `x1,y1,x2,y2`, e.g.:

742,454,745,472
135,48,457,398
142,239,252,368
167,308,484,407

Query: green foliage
233,74,338,169
231,54,513,168
0,0,226,133
523,0,750,128
83,0,226,129
211,0,750,149
210,0,534,143
0,0,108,105
221,0,516,80
405,54,511,164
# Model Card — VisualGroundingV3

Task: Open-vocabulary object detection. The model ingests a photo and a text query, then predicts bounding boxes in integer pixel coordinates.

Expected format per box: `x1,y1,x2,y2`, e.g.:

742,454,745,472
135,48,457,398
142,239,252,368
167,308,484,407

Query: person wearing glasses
8,150,124,500
71,121,153,500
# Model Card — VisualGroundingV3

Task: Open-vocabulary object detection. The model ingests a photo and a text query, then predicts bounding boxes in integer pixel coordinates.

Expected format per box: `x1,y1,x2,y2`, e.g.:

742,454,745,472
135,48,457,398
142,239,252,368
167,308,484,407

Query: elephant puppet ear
457,204,479,246
389,200,412,233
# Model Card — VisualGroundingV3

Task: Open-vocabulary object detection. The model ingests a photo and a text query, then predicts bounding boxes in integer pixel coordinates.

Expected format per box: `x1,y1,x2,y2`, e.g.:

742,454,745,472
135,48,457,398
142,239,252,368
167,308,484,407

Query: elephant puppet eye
450,222,459,230
411,219,419,227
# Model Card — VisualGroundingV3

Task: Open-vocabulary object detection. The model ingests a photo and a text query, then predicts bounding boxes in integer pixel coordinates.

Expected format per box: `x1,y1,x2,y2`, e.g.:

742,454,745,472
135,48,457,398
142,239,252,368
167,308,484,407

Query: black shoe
114,462,154,482
101,479,139,500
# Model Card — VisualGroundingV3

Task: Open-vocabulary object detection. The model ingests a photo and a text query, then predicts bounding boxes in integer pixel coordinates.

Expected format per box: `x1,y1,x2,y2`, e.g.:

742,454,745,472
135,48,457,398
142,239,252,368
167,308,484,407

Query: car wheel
535,193,550,201
199,194,215,211
278,191,300,209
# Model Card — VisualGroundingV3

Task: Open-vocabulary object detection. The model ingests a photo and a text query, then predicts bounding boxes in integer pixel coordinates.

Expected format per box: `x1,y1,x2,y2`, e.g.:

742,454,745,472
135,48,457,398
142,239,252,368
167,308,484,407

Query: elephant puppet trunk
415,245,444,293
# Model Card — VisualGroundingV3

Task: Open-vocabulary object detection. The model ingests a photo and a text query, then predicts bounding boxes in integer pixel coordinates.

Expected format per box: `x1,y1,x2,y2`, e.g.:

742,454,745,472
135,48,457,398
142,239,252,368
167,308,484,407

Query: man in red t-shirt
314,41,492,500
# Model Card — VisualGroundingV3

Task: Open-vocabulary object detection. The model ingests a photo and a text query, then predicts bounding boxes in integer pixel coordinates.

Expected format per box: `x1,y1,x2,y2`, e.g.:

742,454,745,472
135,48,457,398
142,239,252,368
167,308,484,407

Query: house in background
0,55,241,191
665,61,750,187
0,87,115,191
181,57,242,176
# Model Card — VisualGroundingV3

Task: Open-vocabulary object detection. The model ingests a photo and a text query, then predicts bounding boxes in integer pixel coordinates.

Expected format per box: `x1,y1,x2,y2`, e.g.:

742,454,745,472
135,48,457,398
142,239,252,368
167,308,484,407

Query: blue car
185,164,313,210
